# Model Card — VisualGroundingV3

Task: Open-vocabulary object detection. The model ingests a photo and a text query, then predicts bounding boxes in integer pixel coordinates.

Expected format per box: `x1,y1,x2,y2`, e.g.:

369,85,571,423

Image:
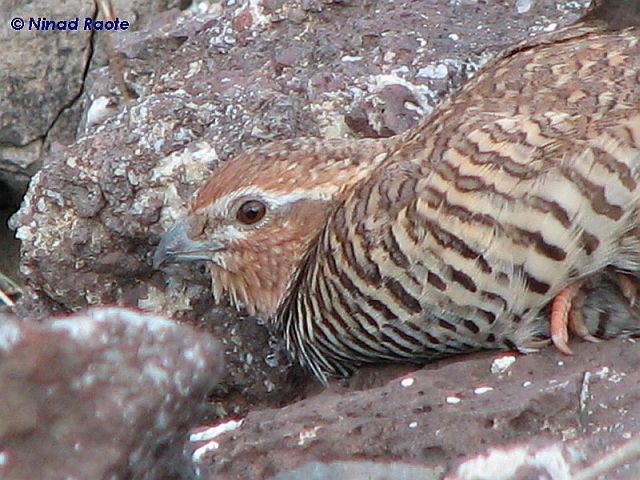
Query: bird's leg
550,282,584,355
566,286,601,345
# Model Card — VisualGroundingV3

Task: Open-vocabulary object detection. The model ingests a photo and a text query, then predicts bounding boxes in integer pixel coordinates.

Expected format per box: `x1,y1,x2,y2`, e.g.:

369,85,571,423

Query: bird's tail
583,0,640,28
581,271,640,339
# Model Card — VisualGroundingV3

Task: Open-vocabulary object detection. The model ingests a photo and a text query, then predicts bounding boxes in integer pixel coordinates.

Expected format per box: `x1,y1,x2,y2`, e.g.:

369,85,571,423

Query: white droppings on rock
474,386,494,395
0,322,23,351
383,51,396,62
190,419,244,443
34,197,47,214
245,0,272,29
190,419,245,463
192,440,220,462
557,360,565,367
297,426,321,446
85,96,116,129
448,443,573,480
543,22,558,32
400,377,415,388
409,422,418,428
579,372,591,412
608,372,626,384
264,379,275,393
516,0,532,14
547,380,570,392
491,355,516,374
417,63,449,80
446,395,462,404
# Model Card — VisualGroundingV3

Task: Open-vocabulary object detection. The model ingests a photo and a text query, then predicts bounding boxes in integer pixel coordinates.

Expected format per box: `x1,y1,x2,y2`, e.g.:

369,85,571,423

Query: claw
567,292,601,344
616,273,637,307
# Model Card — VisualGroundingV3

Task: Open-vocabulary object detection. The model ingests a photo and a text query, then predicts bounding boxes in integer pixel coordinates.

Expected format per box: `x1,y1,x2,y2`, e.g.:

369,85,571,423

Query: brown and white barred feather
277,22,640,382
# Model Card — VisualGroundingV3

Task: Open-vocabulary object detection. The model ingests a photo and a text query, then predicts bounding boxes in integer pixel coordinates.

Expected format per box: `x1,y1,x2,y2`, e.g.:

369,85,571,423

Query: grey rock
271,461,444,480
0,0,196,206
0,306,223,480
0,0,92,147
0,0,92,204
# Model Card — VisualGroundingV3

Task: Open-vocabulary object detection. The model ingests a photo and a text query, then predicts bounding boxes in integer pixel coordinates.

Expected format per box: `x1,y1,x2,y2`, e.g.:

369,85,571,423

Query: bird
153,137,396,317
155,0,640,383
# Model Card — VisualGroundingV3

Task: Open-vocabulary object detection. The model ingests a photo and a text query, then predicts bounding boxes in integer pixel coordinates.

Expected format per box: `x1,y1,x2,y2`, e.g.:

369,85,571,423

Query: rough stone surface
0,0,91,205
267,434,640,479
10,0,592,414
0,0,195,207
0,307,223,480
189,338,640,479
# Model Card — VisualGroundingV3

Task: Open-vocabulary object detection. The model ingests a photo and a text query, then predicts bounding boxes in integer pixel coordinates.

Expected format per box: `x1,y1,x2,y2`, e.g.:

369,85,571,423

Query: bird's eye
236,200,267,225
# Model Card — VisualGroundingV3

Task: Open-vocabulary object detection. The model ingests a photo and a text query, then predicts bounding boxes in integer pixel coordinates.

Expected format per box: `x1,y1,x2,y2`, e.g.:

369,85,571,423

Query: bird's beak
153,218,224,269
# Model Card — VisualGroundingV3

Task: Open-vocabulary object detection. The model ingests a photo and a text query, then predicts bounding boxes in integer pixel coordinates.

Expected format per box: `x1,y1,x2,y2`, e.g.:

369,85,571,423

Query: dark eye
236,200,267,225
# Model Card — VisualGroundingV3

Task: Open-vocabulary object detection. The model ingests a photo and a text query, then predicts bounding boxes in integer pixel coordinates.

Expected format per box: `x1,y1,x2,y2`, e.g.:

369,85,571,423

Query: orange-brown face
180,185,332,316
154,138,390,317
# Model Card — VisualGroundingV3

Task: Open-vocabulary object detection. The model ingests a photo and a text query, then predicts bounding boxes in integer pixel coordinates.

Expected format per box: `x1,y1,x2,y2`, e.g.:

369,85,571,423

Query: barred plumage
277,15,640,382
155,2,640,384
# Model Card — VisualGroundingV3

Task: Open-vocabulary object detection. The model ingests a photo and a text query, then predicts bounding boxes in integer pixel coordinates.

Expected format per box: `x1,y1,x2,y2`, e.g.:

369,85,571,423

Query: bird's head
153,138,389,317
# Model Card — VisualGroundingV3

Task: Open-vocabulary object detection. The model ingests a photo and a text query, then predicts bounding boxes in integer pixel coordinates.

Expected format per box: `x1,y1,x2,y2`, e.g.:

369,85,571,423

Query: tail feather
583,0,640,29
582,271,640,339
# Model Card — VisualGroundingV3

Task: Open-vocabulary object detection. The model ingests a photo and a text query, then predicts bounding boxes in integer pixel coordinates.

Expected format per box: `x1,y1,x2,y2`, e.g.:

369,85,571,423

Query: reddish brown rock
189,338,640,479
0,307,223,480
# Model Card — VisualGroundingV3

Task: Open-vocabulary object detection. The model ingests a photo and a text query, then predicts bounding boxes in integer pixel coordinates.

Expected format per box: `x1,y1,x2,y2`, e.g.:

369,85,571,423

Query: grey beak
153,219,224,269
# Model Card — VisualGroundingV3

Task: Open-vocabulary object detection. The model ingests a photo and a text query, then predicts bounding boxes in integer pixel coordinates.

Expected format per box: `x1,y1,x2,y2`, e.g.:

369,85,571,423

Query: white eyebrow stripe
205,185,342,214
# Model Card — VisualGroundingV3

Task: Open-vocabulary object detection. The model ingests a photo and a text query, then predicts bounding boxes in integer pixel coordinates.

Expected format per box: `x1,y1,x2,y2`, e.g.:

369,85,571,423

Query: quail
155,0,640,383
154,137,395,317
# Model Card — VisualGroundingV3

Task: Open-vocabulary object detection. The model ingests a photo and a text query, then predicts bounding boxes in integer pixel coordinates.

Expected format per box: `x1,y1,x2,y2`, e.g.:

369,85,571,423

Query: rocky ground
3,0,640,479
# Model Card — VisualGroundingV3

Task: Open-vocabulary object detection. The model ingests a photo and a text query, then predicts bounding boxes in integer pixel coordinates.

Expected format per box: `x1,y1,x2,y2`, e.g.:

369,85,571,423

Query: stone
189,338,640,479
0,0,198,206
0,307,223,480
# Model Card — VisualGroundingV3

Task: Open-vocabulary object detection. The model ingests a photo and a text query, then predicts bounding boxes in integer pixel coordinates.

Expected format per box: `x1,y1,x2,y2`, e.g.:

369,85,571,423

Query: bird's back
277,16,640,382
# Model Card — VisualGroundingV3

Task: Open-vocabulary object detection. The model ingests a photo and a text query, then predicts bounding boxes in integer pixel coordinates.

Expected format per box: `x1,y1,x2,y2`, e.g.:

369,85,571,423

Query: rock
269,460,444,480
0,1,92,147
0,307,223,480
9,0,593,415
0,0,198,207
444,436,640,480
0,0,92,205
188,339,640,479
268,434,640,479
